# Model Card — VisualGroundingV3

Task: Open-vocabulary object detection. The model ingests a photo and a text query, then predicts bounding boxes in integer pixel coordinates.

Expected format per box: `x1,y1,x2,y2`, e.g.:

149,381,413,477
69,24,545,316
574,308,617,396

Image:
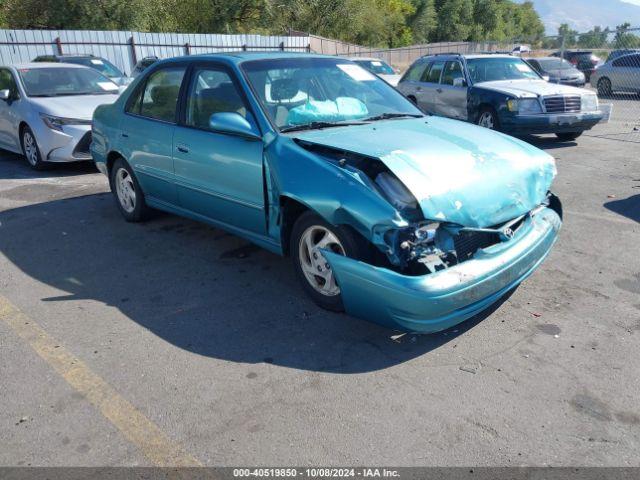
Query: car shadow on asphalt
604,194,640,223
0,190,514,374
0,150,97,179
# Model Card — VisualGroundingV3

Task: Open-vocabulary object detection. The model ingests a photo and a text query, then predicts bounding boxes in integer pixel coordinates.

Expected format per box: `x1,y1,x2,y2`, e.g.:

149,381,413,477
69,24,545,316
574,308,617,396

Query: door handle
436,88,443,93
416,86,422,91
121,133,129,138
176,144,189,154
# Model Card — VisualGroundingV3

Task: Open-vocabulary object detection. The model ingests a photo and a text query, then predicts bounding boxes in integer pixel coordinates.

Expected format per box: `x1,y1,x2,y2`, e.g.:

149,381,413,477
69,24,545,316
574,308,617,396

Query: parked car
0,63,119,169
131,56,159,78
92,53,562,333
525,57,585,87
33,54,132,86
397,53,603,141
607,49,640,63
551,50,603,81
347,57,401,86
590,53,640,96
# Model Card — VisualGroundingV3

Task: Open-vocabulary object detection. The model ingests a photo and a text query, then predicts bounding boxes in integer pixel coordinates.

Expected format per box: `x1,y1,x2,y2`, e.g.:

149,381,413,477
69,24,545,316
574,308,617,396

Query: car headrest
270,78,300,102
150,85,180,105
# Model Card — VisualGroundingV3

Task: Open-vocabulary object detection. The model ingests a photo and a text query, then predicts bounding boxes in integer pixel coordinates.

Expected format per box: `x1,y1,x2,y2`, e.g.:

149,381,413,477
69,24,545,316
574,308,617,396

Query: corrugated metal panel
0,29,311,75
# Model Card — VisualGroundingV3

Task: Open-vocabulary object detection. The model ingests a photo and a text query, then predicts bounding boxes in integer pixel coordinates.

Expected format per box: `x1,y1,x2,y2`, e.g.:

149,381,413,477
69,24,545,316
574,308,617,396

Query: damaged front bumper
323,207,561,333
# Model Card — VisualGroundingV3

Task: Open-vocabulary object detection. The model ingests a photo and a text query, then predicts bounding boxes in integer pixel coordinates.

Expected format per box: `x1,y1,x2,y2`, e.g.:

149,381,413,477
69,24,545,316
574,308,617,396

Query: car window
18,67,119,97
185,67,250,130
526,59,541,71
441,61,464,85
0,69,19,96
403,61,428,82
422,61,444,83
613,55,640,68
353,59,395,75
132,67,186,122
65,57,124,79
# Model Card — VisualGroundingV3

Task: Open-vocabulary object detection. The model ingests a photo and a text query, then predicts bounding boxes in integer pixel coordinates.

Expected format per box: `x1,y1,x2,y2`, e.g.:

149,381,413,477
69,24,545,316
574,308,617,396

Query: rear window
402,61,428,82
423,61,444,83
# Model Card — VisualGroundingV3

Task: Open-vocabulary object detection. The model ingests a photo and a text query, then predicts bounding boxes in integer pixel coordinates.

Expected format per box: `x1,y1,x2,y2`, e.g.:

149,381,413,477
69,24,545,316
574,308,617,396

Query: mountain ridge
514,0,640,34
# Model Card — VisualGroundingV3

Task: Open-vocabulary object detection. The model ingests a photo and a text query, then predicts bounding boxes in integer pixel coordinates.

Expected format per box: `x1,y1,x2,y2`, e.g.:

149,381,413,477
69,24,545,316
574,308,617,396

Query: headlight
40,113,91,132
581,94,598,112
507,98,542,114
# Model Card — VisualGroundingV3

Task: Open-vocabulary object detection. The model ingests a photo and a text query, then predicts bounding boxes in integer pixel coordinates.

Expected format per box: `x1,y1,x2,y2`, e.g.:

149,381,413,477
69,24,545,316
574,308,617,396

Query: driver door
0,68,21,150
173,63,266,235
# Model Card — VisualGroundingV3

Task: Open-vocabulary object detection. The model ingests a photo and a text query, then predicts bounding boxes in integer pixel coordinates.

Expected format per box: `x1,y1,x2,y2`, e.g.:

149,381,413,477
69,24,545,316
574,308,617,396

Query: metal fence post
185,42,191,55
55,37,63,55
129,36,137,65
560,34,565,60
279,41,284,51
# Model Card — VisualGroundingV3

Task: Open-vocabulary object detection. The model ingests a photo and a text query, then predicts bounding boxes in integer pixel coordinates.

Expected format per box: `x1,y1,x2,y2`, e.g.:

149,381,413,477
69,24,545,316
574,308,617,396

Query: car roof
9,62,89,69
421,53,516,60
526,57,565,61
152,52,342,66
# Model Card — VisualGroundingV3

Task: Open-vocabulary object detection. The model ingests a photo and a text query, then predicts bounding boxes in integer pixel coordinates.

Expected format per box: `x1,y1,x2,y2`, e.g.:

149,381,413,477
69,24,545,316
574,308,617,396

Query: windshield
242,57,422,130
353,59,395,75
65,57,124,78
18,67,119,97
466,57,540,83
538,58,573,70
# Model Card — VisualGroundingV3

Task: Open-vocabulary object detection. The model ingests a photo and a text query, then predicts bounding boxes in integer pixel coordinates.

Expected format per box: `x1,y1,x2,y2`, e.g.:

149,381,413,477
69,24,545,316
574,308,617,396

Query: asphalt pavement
0,120,638,466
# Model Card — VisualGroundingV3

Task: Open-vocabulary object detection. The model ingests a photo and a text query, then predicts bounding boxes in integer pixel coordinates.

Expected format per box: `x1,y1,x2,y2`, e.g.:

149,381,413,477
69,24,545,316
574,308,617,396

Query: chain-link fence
345,27,640,141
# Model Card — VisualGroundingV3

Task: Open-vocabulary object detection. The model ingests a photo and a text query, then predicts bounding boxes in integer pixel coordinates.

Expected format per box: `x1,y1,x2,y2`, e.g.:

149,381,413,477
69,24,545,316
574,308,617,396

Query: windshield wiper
362,112,424,122
280,120,366,133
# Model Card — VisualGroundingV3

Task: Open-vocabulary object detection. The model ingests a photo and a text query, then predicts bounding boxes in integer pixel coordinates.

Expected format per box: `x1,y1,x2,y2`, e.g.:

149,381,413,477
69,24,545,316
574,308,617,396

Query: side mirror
209,112,261,140
453,78,467,88
542,75,550,82
0,89,10,101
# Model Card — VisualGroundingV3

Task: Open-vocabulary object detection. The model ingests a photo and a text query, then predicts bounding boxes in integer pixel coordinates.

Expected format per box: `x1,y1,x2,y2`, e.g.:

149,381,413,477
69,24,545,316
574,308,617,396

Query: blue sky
622,0,640,4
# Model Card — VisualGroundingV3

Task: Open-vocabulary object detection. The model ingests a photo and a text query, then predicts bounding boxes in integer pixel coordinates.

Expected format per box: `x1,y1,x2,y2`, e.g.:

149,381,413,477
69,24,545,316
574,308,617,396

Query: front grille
453,231,499,262
544,95,581,113
72,131,92,159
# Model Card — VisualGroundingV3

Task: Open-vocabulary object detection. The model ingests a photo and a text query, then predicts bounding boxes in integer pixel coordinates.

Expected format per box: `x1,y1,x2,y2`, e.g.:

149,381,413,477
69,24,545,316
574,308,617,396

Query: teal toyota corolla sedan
91,53,562,333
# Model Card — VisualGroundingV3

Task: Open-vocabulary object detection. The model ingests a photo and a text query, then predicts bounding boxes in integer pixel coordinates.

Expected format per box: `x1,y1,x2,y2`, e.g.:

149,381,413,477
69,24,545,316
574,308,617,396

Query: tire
555,132,582,141
290,211,368,312
110,157,149,222
476,106,500,131
597,77,612,96
21,125,48,170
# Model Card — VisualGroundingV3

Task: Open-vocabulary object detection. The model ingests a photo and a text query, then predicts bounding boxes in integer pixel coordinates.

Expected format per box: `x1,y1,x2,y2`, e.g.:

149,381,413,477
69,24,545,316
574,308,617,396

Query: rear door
172,62,266,234
119,64,187,205
611,54,640,92
397,60,429,107
435,60,467,119
416,60,445,114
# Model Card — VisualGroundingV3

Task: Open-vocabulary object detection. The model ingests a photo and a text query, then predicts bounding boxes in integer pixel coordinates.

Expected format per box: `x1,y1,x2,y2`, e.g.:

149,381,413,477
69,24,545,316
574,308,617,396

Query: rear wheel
477,107,500,130
110,158,149,222
597,77,612,96
555,132,582,141
290,211,367,312
21,126,47,170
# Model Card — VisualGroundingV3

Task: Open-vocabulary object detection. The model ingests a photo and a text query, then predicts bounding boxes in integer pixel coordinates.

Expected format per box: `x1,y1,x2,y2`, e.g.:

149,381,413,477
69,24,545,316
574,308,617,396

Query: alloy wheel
115,167,137,213
478,111,495,129
298,225,345,297
23,131,39,166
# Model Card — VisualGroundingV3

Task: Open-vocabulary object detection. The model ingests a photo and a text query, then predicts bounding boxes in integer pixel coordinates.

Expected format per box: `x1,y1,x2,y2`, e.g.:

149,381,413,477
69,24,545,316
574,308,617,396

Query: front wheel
290,212,367,312
477,107,500,130
110,158,149,222
597,77,612,96
21,126,48,170
555,132,582,141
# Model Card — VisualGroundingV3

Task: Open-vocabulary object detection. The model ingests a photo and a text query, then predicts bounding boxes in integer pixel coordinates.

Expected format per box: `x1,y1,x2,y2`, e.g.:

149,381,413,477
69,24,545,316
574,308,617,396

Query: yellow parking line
0,295,201,467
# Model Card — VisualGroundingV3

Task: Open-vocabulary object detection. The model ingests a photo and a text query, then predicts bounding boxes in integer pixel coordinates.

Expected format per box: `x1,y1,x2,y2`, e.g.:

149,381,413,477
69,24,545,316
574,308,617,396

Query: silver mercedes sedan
0,63,120,169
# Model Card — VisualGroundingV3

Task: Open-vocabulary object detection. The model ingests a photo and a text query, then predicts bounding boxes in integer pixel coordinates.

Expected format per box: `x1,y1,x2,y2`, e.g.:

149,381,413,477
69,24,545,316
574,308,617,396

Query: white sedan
0,63,120,169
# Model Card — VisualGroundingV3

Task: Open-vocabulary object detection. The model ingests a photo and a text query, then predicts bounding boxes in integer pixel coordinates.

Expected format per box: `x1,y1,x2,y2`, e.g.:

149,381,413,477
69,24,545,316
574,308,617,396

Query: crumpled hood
292,116,557,228
28,94,119,120
476,79,588,98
